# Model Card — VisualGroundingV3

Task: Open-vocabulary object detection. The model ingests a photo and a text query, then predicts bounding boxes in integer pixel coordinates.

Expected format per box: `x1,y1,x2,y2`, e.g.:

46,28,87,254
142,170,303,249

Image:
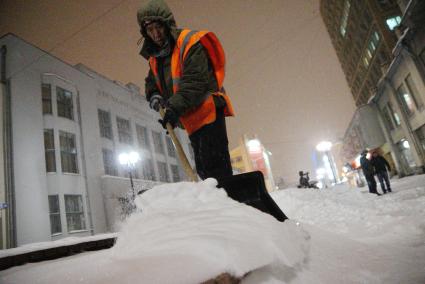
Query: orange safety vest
149,29,234,135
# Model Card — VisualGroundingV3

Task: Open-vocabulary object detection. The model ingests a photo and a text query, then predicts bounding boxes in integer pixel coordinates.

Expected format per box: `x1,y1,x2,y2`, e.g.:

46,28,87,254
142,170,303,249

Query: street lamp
119,151,140,198
316,141,337,184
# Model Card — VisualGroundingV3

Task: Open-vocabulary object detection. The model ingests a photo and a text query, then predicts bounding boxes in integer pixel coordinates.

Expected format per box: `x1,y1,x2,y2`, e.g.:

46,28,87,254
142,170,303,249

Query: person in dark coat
360,150,379,195
371,151,392,193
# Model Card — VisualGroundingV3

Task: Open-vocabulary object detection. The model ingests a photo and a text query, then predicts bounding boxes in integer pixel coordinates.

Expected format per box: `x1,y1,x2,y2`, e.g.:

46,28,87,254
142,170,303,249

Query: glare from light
316,168,326,176
119,151,140,166
403,140,410,149
354,155,361,168
118,153,129,165
316,141,332,152
342,166,349,173
247,139,261,153
129,151,141,164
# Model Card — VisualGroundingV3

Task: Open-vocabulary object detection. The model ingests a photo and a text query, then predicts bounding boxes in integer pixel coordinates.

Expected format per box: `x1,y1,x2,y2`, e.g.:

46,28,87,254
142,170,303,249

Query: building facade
320,0,401,106
322,0,425,177
230,135,275,191
0,34,194,248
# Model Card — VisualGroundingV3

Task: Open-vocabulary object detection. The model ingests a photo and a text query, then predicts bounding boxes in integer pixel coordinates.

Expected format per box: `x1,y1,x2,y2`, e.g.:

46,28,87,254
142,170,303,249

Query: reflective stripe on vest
149,29,234,135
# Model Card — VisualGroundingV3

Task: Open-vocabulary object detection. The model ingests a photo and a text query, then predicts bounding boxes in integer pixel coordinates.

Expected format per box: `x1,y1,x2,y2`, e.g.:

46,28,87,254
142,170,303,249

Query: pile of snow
0,178,309,284
272,176,425,245
2,175,425,283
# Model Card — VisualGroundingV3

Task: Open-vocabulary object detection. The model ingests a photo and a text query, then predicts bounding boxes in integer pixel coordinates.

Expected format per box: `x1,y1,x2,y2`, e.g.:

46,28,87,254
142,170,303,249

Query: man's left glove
158,108,179,130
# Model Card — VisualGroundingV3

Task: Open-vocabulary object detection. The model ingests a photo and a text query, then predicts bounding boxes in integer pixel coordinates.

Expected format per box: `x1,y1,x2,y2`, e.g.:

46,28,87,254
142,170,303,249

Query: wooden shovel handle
159,106,198,182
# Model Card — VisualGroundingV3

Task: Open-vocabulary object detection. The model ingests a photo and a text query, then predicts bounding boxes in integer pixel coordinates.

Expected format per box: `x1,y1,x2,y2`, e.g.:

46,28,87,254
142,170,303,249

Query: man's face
145,22,166,47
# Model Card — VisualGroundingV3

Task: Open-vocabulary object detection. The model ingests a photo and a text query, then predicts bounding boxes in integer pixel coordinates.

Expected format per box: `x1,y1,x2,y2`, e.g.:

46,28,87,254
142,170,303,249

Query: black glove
149,93,163,112
158,108,179,130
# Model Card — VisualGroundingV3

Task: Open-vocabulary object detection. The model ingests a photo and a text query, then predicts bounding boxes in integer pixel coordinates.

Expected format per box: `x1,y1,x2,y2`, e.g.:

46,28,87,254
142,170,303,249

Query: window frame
56,86,74,120
152,131,165,155
64,194,86,232
102,148,117,176
44,129,56,172
116,116,133,145
59,130,79,174
98,109,113,140
42,83,53,114
48,195,62,235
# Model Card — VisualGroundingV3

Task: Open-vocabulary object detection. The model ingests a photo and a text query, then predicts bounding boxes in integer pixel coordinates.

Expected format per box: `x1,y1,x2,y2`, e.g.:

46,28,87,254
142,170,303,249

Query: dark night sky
1,0,356,184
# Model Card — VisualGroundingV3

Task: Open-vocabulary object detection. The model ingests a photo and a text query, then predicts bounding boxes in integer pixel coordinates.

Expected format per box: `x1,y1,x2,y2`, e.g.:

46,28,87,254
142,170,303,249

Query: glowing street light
119,151,140,198
316,141,332,152
316,141,337,184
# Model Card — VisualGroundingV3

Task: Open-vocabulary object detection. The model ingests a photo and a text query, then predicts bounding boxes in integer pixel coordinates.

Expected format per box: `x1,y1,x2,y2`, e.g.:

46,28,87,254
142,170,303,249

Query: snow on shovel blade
217,171,288,222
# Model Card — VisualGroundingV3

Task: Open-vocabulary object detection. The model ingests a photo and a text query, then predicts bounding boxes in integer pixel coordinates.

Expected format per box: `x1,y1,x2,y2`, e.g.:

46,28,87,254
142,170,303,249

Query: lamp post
316,141,337,184
118,151,140,199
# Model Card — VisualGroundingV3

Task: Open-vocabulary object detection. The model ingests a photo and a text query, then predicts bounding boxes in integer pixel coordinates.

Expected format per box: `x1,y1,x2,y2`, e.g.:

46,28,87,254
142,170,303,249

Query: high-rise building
320,0,402,106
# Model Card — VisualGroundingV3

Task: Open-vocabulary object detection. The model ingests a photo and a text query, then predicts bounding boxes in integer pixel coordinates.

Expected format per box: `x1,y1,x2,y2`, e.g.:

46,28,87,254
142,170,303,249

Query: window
136,124,150,150
386,16,401,30
44,129,56,172
170,164,180,182
382,106,395,130
56,87,74,120
157,161,169,182
59,131,78,173
405,74,423,109
152,131,165,154
397,84,416,116
48,195,61,235
362,31,380,68
340,0,350,36
117,117,133,144
42,83,52,114
388,102,401,126
102,148,117,176
98,109,113,139
65,195,86,232
142,159,156,181
166,136,176,158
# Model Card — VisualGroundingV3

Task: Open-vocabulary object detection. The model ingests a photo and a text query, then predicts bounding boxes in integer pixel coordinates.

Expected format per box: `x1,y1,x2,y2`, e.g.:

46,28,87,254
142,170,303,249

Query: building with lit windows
324,1,425,178
230,135,275,192
0,34,194,248
320,0,402,106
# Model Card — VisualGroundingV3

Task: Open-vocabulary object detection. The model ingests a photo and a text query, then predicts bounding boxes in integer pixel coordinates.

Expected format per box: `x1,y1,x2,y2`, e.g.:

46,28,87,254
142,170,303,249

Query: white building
0,34,194,248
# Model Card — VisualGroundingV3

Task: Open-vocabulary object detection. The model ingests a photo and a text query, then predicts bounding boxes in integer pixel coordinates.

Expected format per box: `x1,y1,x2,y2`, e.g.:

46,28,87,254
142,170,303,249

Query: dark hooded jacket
371,155,391,173
360,155,374,177
137,0,225,117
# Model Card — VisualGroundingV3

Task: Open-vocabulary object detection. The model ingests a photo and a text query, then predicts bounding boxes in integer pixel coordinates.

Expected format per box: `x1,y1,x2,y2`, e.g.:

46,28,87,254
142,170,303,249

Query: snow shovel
217,171,288,222
159,107,287,222
159,106,199,182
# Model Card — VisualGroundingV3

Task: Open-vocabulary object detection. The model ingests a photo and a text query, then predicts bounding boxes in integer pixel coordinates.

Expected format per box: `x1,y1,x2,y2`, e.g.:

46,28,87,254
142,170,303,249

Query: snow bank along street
1,175,424,283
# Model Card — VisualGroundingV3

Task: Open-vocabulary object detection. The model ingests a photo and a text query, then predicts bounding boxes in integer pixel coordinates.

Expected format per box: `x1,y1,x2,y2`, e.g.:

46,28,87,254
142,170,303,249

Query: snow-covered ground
1,175,424,283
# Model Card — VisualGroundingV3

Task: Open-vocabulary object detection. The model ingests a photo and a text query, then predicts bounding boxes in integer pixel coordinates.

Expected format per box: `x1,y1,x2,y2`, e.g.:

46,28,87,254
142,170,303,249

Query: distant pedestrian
371,151,392,194
360,150,379,195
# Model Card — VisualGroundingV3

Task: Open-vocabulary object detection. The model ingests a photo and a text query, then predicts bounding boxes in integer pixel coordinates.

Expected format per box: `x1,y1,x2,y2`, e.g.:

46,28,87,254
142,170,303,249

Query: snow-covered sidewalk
0,175,424,283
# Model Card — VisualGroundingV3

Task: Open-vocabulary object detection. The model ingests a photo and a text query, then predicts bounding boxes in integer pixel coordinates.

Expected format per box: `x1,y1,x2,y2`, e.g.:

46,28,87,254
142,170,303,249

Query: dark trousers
189,108,233,180
365,174,378,194
377,171,391,192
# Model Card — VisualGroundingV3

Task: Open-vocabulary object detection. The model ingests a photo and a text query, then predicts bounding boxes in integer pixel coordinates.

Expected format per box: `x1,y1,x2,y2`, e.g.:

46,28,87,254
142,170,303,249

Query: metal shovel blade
217,171,288,222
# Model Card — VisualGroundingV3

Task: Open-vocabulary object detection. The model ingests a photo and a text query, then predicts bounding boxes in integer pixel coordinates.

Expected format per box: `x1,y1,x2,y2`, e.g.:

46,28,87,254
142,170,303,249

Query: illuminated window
388,103,401,126
397,83,418,116
362,31,380,68
340,0,350,36
386,16,401,30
